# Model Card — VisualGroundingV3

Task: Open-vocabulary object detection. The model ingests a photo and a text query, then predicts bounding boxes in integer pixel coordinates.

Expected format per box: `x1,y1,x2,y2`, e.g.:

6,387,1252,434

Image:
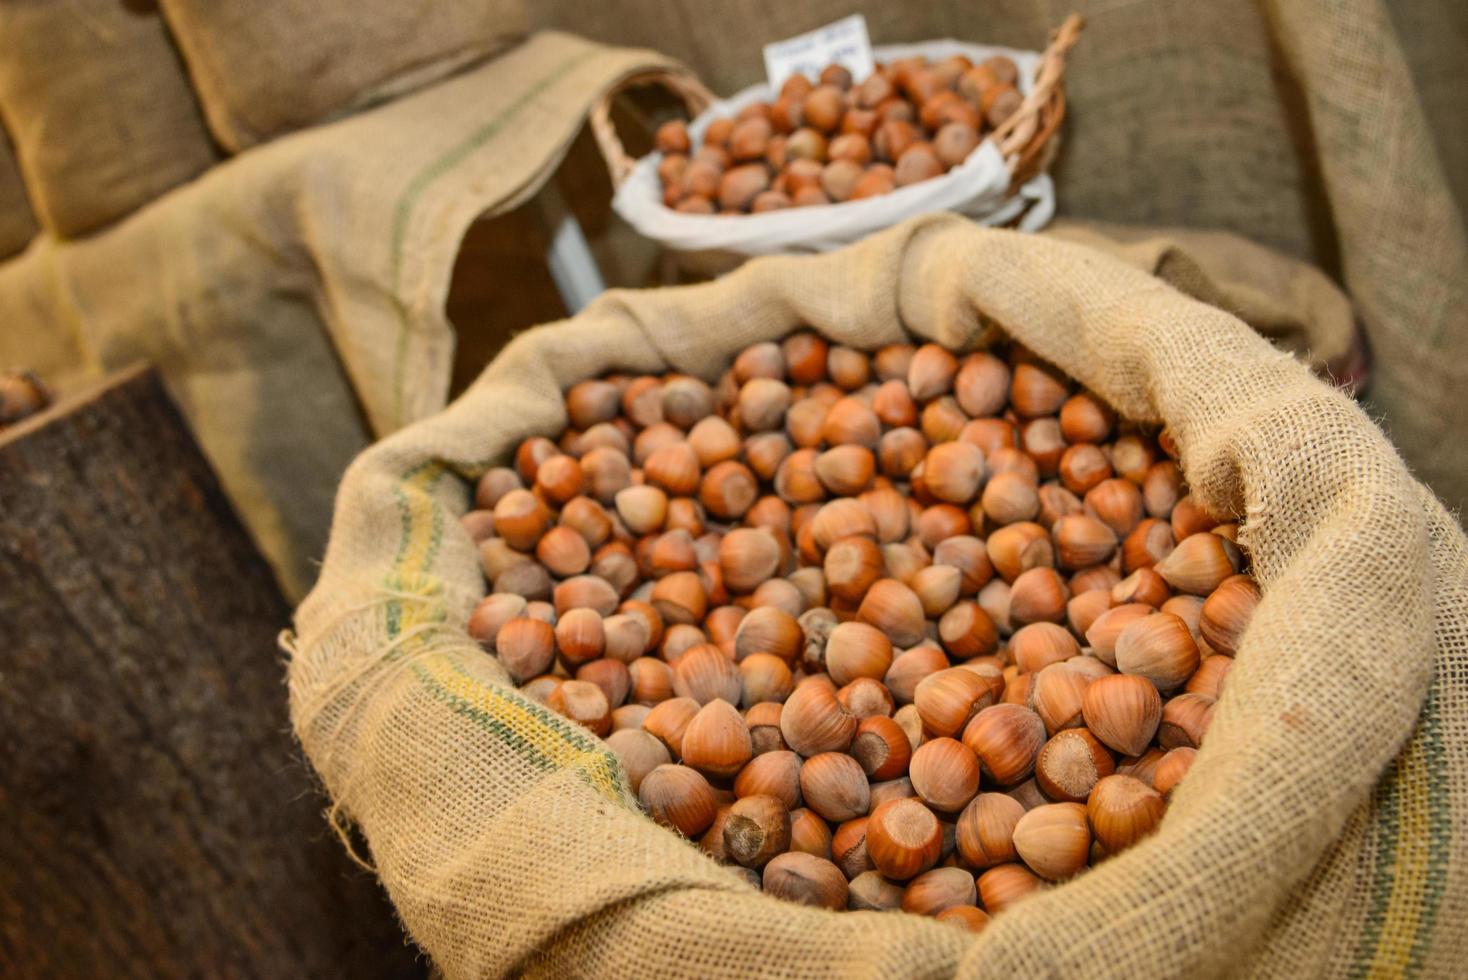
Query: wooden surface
0,366,422,978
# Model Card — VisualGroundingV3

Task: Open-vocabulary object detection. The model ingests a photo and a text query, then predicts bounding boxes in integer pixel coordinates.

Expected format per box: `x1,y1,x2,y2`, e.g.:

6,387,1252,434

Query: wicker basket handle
592,69,717,189
993,13,1084,189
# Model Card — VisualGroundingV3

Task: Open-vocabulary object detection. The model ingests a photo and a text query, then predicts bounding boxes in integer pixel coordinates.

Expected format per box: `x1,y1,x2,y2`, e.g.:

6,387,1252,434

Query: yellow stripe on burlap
384,462,629,806
1366,735,1432,978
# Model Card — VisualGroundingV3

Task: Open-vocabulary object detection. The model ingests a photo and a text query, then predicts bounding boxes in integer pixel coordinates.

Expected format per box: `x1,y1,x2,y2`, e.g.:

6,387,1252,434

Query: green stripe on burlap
388,47,601,427
1351,671,1450,977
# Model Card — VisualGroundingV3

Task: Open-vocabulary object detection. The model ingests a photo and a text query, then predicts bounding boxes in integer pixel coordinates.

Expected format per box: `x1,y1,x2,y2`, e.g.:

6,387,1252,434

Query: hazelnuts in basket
464,333,1260,927
657,52,1025,215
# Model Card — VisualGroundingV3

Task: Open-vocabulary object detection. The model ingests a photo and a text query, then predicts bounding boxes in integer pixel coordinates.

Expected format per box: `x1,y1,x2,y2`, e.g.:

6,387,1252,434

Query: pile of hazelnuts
464,332,1258,929
654,53,1025,215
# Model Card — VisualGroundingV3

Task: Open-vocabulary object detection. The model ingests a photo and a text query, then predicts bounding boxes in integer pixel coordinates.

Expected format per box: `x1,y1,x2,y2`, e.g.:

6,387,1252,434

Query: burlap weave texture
291,215,1466,977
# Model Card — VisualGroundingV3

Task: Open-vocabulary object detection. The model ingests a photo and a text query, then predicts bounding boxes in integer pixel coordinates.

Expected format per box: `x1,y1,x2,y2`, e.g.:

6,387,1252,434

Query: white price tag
762,14,876,92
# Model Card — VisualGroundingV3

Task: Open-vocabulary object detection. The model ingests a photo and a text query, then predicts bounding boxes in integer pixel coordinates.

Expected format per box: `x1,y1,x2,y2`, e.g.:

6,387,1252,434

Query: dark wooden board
0,365,422,979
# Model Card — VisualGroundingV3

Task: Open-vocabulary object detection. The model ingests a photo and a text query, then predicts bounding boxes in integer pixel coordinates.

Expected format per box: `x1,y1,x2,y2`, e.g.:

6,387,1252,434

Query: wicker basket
593,13,1083,259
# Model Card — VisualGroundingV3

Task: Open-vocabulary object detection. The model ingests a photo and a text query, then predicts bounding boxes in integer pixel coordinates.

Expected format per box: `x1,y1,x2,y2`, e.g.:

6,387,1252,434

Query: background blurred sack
157,0,530,151
0,0,218,237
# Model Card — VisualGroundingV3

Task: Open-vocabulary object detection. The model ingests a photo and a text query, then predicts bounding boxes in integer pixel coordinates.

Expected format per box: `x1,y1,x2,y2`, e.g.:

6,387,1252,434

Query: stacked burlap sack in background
0,127,36,260
0,33,693,599
534,0,1468,519
0,0,218,238
289,214,1466,977
156,0,528,151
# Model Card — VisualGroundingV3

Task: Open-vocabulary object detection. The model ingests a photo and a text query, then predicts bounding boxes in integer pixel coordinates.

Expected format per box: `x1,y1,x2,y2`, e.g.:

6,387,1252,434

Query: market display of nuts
657,53,1025,215
464,332,1259,921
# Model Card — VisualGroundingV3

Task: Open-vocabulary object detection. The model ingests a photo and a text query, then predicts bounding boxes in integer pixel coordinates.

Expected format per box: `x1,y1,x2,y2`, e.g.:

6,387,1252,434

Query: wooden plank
0,365,421,978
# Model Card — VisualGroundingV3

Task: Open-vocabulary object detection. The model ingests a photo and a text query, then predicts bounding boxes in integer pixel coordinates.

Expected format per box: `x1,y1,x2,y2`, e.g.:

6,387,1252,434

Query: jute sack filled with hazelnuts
287,212,1467,978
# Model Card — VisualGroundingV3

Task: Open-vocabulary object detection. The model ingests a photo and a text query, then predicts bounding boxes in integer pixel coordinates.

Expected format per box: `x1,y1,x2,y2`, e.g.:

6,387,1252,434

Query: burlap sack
0,125,36,260
532,0,1468,517
289,214,1466,977
0,33,695,598
0,0,218,237
1386,0,1468,214
158,0,530,151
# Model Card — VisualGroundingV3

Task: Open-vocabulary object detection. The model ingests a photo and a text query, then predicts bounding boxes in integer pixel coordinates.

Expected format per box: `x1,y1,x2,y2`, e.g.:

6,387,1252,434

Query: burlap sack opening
158,0,530,151
290,214,1466,977
0,0,218,238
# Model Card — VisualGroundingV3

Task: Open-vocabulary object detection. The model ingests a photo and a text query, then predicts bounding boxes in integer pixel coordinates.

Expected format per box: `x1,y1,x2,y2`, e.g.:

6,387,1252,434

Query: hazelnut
987,521,1054,582
814,444,876,496
733,605,802,662
980,84,1021,127
575,658,630,708
935,905,990,932
857,578,926,646
1081,674,1163,756
850,165,897,199
739,653,793,707
640,764,716,837
1012,802,1090,880
825,621,894,685
915,667,995,738
780,679,858,756
1035,729,1115,802
788,807,834,859
467,593,528,649
866,797,943,879
1085,603,1155,667
1085,478,1145,538
628,656,674,705
642,696,699,756
718,164,771,212
1154,532,1243,596
1030,662,1091,735
745,701,787,755
1114,612,1200,692
1200,574,1260,655
724,794,792,868
851,715,912,780
1158,692,1216,749
672,644,742,705
884,645,949,704
848,870,905,911
545,679,612,735
832,816,874,879
902,866,977,916
934,122,980,167
1008,566,1068,626
909,737,981,812
763,852,847,909
718,527,781,594
734,749,802,809
496,617,555,682
1153,746,1197,797
655,120,691,154
976,863,1044,913
838,677,894,719
962,703,1047,785
956,792,1024,868
1010,621,1080,673
605,728,671,793
800,752,870,822
1086,773,1164,853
